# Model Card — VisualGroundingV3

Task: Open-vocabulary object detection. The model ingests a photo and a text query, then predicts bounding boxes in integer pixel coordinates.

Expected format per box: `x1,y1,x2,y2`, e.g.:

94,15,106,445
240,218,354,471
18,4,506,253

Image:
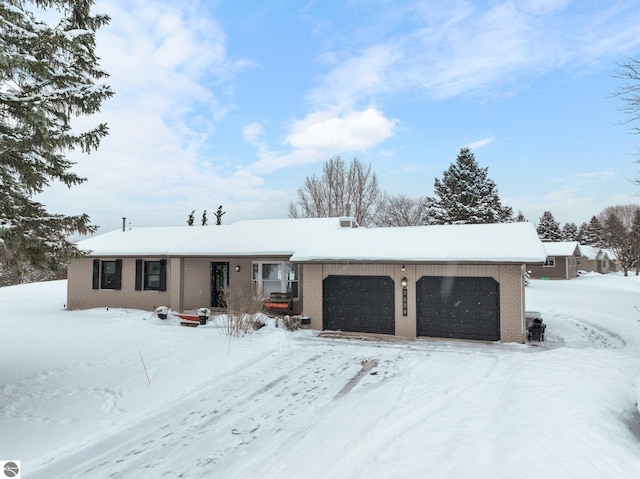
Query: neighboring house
578,245,617,274
68,218,546,344
527,241,581,280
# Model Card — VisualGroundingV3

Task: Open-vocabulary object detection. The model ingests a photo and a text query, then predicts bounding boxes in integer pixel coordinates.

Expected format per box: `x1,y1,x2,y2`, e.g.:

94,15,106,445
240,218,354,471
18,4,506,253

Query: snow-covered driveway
2,276,640,478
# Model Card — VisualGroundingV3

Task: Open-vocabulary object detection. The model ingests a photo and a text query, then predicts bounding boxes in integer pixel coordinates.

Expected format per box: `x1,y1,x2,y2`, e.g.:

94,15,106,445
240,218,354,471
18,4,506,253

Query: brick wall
67,257,172,311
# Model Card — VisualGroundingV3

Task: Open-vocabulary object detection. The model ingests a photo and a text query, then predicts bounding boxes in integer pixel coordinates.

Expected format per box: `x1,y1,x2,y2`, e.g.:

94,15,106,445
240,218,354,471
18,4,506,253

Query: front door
211,262,229,308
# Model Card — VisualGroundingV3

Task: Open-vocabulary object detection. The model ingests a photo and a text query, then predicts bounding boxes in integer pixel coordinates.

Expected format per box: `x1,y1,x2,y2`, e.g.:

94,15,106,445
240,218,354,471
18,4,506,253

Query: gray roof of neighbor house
77,217,547,264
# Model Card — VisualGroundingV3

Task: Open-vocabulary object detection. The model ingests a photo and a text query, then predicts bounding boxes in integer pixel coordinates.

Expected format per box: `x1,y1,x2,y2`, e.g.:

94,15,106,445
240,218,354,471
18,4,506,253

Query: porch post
170,257,184,312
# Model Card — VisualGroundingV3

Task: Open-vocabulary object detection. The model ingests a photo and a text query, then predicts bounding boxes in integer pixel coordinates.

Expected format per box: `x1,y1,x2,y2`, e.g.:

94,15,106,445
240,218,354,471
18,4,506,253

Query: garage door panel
456,296,480,308
477,295,497,307
417,276,500,341
323,275,395,335
456,309,479,321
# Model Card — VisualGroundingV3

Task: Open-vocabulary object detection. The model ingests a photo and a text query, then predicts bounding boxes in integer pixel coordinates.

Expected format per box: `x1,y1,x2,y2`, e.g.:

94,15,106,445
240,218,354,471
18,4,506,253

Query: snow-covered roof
579,245,618,262
78,218,547,264
579,245,599,260
542,241,580,257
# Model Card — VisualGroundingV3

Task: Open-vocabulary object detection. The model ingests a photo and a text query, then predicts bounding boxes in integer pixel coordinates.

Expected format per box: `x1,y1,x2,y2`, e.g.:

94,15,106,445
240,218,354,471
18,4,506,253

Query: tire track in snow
29,340,372,479
226,347,501,479
543,310,628,349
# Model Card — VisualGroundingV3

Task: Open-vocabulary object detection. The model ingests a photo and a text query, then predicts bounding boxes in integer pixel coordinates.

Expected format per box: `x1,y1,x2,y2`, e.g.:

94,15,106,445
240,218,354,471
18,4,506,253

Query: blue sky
41,0,640,232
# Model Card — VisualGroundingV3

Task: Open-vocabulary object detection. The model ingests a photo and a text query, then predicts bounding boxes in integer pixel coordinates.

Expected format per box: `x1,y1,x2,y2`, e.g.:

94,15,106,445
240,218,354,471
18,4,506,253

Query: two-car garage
322,274,501,341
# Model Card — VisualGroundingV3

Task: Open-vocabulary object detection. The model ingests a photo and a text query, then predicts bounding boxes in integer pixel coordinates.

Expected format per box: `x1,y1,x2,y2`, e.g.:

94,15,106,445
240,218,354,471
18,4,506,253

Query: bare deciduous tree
597,204,640,230
288,156,380,226
612,58,640,185
374,194,430,227
598,204,640,276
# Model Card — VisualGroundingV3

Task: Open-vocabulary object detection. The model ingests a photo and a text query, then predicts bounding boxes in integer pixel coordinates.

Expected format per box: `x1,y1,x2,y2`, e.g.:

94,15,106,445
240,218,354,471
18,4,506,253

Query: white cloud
555,170,618,186
466,138,495,150
305,0,640,107
516,0,570,15
242,123,265,144
307,45,403,110
286,108,397,150
249,108,398,174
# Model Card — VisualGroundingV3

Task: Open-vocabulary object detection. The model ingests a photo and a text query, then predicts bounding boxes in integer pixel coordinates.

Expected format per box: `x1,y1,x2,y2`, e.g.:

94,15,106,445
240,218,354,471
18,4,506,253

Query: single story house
527,241,581,280
578,245,617,274
67,217,546,343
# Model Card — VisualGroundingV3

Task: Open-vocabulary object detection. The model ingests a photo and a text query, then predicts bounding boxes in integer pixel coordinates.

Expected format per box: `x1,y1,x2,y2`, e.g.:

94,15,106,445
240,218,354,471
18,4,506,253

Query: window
252,262,299,299
602,260,608,269
92,259,122,290
145,261,161,290
135,259,167,291
543,257,555,267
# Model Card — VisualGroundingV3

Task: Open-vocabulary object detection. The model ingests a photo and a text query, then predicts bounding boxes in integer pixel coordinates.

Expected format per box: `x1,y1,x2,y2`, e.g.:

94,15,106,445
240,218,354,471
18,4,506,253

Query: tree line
289,148,513,227
536,206,640,276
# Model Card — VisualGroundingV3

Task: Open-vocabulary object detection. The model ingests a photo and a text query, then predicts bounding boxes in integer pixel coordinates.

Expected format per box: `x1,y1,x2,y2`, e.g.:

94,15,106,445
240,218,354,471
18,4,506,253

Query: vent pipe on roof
122,217,126,232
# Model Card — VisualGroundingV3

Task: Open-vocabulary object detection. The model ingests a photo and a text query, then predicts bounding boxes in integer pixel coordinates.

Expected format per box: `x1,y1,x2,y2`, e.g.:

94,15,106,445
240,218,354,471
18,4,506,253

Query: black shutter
159,259,167,291
92,259,100,289
114,259,123,290
135,259,143,291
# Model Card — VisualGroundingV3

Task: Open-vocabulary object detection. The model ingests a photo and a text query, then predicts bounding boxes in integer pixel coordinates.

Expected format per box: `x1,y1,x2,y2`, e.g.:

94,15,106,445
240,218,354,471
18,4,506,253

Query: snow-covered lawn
2,274,640,478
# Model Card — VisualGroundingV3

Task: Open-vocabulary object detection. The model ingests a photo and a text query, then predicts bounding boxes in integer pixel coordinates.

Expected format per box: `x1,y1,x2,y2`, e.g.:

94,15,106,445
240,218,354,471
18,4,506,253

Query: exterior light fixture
401,264,405,271
235,265,241,272
401,277,408,316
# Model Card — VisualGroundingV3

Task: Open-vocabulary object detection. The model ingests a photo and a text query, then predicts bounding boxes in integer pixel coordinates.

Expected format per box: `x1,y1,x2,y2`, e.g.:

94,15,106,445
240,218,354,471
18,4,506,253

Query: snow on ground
1,274,640,478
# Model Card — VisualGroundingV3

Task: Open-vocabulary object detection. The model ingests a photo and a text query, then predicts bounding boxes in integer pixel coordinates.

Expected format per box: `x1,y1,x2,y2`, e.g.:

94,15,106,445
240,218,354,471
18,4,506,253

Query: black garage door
323,275,395,335
416,276,500,341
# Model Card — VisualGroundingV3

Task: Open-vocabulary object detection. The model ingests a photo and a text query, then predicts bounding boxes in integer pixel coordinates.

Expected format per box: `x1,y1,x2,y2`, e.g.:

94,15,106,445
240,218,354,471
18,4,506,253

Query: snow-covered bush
217,288,265,336
280,315,301,331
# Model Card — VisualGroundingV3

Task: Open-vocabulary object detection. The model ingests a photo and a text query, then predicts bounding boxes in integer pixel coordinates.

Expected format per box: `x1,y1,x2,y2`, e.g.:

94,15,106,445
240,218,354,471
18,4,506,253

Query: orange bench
264,292,293,314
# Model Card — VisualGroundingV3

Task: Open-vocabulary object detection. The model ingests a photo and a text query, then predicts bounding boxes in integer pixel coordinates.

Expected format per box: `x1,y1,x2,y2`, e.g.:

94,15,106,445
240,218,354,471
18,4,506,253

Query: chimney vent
122,217,126,232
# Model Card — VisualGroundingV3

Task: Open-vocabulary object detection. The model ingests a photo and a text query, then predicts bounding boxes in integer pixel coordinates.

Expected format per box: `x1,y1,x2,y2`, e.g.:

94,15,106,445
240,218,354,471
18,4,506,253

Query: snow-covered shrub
218,288,265,336
280,315,301,331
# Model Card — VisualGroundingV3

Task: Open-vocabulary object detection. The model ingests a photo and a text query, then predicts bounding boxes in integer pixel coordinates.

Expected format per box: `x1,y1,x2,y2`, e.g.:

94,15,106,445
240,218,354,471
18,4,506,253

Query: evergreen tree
425,147,513,225
187,210,195,226
516,210,527,222
576,221,588,244
560,222,578,241
0,1,112,275
581,216,604,246
201,210,208,226
536,211,562,241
